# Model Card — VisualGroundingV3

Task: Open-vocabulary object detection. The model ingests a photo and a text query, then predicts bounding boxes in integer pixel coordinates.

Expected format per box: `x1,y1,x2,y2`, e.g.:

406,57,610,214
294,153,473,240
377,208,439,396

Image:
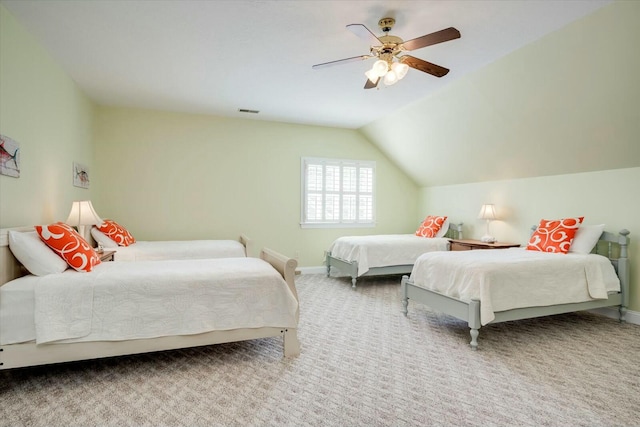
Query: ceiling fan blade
312,55,373,70
400,55,450,77
347,24,382,46
402,27,461,51
364,77,379,89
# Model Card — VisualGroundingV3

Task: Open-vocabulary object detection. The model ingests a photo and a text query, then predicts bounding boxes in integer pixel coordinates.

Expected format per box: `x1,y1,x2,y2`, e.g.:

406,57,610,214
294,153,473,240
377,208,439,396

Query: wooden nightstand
450,239,520,251
98,250,116,262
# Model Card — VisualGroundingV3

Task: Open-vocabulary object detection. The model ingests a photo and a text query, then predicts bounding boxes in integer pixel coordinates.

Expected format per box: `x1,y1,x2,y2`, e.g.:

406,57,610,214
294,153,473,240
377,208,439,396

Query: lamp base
480,235,496,243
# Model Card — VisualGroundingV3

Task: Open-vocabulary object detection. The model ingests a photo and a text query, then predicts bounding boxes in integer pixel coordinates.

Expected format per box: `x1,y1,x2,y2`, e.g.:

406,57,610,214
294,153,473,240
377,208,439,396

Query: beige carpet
2,274,639,427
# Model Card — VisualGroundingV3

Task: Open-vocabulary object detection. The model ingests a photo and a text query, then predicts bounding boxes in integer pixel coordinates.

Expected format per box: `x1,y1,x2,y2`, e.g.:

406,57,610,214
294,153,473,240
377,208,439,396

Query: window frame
300,157,376,229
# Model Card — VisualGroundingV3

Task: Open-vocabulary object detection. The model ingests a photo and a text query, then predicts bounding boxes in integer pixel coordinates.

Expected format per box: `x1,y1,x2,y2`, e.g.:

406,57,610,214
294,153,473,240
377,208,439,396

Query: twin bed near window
0,227,300,370
401,228,630,349
326,220,463,288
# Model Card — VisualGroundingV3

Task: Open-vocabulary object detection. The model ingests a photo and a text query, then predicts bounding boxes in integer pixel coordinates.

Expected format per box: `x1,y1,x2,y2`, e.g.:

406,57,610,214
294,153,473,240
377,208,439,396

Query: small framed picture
73,162,90,189
1,134,20,178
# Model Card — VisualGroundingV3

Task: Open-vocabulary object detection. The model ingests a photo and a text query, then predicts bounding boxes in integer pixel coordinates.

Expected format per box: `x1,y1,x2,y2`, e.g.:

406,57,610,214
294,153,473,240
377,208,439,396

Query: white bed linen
409,248,620,326
1,257,298,345
110,240,246,261
0,275,38,344
329,234,450,277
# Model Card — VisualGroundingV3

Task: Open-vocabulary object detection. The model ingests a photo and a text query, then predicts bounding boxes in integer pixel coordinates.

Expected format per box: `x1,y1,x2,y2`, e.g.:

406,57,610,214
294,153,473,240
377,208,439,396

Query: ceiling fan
312,18,460,89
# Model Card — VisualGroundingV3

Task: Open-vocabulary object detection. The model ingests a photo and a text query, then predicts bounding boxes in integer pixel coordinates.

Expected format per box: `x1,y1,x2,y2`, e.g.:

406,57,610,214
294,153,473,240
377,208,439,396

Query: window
301,157,375,228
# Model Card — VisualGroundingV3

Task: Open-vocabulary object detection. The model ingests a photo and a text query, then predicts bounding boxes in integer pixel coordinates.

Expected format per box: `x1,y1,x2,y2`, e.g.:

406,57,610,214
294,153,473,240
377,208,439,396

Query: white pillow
8,230,68,276
570,224,605,254
91,227,119,248
435,218,450,238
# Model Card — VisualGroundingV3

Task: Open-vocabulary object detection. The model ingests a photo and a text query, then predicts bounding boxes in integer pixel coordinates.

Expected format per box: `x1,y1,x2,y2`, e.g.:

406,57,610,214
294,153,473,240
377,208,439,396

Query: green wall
418,168,640,313
0,5,95,227
92,107,419,266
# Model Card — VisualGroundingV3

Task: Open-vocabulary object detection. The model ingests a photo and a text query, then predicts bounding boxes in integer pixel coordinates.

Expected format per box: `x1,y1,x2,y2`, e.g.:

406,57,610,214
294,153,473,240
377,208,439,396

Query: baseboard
590,307,640,325
297,266,327,275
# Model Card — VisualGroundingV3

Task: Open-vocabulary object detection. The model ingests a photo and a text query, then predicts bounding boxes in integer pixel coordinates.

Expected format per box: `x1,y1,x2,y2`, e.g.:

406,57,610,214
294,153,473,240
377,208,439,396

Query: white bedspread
409,248,620,325
329,234,450,277
111,240,246,261
28,257,297,344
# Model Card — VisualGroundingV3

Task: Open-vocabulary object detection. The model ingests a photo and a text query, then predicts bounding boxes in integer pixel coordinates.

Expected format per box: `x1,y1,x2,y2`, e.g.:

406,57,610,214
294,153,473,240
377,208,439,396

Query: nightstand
98,250,116,262
449,239,520,251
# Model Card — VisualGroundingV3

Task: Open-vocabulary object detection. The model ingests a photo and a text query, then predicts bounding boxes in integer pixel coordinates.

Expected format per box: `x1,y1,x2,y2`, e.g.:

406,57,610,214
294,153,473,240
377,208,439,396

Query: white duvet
111,240,246,261
1,257,298,345
328,234,450,277
409,248,620,325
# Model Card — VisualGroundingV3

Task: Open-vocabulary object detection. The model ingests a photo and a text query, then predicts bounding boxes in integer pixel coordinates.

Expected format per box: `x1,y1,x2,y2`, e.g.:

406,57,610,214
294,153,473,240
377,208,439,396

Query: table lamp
478,204,497,243
66,200,102,242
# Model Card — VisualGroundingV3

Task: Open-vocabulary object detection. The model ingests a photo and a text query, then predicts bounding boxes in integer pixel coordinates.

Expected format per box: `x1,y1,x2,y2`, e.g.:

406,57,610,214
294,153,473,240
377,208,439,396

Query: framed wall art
73,162,90,189
0,134,20,178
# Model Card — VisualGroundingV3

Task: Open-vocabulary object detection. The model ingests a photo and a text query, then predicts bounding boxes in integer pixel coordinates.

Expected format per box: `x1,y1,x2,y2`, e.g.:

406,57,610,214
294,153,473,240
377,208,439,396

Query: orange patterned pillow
415,215,448,238
35,222,101,272
97,219,136,246
526,217,584,254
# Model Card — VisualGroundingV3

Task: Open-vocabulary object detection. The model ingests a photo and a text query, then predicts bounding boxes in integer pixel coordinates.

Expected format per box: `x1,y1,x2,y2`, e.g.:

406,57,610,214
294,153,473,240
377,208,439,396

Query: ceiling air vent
238,108,260,114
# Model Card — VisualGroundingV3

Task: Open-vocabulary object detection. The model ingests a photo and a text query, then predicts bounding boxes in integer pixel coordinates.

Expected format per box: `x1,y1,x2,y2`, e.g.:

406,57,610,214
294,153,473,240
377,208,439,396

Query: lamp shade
372,60,388,77
66,200,102,226
478,204,497,220
391,62,409,80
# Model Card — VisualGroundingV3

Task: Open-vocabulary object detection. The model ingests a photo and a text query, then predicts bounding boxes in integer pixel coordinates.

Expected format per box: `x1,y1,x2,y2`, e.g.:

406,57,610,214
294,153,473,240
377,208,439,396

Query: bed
326,222,463,288
401,228,630,350
0,226,300,370
91,227,252,261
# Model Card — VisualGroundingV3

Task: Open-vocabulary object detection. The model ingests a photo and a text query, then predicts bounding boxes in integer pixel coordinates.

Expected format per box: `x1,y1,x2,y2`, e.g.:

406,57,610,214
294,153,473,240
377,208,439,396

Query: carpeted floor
2,273,639,427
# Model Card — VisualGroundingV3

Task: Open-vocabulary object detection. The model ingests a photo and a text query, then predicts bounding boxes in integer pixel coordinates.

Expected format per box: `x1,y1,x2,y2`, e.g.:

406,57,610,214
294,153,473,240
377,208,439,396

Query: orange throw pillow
97,219,136,246
35,222,101,272
415,215,448,238
526,217,584,254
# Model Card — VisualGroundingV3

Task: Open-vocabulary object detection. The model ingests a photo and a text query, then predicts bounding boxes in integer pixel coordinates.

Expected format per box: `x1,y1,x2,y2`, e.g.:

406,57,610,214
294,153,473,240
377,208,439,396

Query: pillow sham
8,230,68,276
35,222,101,272
415,215,448,238
435,218,450,238
569,224,605,254
526,217,584,254
97,219,136,246
91,227,119,248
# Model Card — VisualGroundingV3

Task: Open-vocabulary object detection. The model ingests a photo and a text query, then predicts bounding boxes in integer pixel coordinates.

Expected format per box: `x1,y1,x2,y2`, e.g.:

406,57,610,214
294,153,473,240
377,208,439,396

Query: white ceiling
2,0,610,129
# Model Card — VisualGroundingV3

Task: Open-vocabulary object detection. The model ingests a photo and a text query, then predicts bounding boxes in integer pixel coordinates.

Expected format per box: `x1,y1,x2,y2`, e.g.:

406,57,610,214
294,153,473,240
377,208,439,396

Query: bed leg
401,276,409,316
351,277,357,289
619,306,627,323
326,264,331,277
282,328,300,358
469,299,481,350
469,328,479,350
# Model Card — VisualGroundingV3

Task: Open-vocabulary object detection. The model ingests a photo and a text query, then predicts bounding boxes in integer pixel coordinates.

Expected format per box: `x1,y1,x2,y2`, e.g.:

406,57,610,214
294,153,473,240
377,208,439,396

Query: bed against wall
91,225,253,261
0,227,300,370
401,228,630,350
326,220,463,288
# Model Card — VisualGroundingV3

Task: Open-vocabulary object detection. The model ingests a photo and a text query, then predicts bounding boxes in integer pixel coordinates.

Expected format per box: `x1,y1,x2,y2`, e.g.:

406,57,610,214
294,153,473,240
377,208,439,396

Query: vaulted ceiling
1,0,610,129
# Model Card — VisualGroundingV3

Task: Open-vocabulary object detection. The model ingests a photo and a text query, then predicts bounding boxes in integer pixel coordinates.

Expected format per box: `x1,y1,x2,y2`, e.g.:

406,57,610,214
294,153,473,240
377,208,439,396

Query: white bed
401,229,630,349
91,227,251,261
326,222,463,288
0,227,300,370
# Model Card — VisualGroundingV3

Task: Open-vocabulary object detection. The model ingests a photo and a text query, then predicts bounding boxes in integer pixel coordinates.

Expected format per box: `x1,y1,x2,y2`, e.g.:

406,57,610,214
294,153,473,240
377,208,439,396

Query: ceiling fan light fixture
372,59,389,77
383,70,398,86
364,69,378,83
392,62,409,80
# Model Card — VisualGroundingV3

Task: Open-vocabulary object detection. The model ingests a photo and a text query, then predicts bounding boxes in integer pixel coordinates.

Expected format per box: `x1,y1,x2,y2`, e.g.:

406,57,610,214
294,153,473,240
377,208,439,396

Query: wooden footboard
0,229,300,369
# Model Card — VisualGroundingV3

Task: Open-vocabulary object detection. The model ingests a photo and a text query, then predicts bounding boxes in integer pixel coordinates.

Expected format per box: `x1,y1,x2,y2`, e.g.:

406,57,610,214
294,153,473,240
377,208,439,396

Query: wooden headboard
0,227,33,286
